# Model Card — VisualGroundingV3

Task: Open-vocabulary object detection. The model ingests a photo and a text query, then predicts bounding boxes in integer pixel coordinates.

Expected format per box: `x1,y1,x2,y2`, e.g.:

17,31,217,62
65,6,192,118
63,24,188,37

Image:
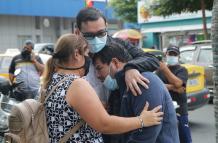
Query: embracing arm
110,37,160,95
109,37,160,72
66,78,163,134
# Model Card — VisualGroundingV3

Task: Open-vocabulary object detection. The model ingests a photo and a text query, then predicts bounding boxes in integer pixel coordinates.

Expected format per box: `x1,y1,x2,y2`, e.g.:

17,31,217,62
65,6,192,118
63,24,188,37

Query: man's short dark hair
93,43,132,65
24,40,34,49
76,7,107,30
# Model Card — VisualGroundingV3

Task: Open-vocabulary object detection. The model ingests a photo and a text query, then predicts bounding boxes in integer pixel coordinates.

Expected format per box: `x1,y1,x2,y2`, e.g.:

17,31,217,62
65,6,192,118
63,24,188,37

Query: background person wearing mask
9,40,44,101
75,7,160,105
156,46,192,143
43,34,163,142
92,44,179,143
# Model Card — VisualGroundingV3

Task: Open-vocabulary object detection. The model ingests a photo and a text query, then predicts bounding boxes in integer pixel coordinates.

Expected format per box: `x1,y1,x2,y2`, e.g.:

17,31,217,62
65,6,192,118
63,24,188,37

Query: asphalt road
189,104,216,143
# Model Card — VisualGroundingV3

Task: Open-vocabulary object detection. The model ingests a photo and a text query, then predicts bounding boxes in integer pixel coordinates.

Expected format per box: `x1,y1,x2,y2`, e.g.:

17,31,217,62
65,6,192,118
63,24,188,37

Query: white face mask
166,56,179,65
87,34,107,53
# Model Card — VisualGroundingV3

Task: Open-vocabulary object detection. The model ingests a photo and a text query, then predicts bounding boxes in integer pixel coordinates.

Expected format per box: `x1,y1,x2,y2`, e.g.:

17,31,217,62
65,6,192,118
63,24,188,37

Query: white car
34,43,54,55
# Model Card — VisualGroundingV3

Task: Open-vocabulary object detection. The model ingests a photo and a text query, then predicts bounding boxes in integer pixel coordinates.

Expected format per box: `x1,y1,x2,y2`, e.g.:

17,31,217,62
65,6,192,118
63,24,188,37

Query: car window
198,48,213,64
34,44,54,55
41,45,54,55
34,45,42,53
180,50,195,63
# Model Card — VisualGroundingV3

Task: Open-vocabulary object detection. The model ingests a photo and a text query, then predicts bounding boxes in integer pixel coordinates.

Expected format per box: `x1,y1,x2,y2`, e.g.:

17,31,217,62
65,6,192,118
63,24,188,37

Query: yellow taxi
143,48,210,111
0,52,19,79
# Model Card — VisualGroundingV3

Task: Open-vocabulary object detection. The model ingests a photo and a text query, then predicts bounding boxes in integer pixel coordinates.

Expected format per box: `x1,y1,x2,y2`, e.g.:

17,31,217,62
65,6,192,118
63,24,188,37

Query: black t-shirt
157,65,188,115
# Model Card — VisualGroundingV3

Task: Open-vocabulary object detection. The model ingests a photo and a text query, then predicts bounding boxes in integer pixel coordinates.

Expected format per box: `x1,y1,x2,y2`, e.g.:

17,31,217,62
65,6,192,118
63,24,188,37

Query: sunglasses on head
82,29,107,40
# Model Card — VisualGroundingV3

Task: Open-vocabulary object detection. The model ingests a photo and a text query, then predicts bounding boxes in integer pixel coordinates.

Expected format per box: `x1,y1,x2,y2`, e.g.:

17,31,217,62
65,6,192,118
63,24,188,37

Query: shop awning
141,23,211,33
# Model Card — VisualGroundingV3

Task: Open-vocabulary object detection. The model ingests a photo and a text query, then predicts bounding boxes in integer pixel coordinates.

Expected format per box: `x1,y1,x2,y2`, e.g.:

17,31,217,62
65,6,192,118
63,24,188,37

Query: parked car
34,43,54,55
179,40,214,103
143,48,210,110
0,49,51,79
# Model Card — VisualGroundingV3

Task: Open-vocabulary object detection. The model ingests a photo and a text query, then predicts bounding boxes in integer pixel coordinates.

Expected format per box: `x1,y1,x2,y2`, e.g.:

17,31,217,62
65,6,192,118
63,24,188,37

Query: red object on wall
85,0,93,7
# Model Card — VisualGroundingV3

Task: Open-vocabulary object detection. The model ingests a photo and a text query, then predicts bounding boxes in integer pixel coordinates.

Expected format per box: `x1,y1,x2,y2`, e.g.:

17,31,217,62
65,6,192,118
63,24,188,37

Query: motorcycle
0,70,21,142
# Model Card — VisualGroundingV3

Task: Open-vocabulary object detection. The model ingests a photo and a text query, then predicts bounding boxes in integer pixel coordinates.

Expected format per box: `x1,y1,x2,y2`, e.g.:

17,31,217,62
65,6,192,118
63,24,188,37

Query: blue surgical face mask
103,75,118,91
166,56,179,65
103,63,118,91
87,35,107,53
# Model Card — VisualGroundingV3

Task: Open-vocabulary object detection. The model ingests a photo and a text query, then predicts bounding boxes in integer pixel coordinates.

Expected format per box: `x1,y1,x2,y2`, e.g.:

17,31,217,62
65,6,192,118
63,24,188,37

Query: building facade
139,11,212,50
0,0,121,52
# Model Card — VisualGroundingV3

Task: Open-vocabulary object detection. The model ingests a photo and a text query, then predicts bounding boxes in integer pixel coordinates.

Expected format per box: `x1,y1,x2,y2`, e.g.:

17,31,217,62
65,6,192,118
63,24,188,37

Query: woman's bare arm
66,78,163,134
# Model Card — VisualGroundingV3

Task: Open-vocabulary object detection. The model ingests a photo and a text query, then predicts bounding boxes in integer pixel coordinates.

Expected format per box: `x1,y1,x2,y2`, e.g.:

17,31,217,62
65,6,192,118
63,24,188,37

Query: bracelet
137,116,145,129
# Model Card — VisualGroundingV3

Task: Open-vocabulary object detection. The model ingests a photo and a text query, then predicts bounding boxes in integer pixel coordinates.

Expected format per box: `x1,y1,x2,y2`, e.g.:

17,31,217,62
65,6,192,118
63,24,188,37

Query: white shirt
86,61,110,104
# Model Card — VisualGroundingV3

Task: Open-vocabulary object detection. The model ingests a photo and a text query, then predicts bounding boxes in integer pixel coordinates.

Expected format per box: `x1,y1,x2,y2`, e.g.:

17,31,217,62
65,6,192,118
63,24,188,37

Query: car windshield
180,50,195,64
198,46,213,64
34,44,42,53
0,56,12,70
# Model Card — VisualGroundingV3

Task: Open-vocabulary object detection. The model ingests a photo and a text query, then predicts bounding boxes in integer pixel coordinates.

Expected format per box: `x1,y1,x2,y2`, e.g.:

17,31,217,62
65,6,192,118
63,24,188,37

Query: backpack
4,77,84,143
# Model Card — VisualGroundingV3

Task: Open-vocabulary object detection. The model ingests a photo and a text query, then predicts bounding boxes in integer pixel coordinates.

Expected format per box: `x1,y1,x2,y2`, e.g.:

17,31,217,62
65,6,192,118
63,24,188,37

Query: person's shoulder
12,54,22,61
71,78,90,88
141,72,158,80
141,72,164,87
178,65,188,72
13,54,21,58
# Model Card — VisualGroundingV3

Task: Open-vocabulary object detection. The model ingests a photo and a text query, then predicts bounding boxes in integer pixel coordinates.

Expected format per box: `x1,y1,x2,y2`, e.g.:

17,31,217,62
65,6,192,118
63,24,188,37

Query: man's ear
75,28,81,35
111,58,120,68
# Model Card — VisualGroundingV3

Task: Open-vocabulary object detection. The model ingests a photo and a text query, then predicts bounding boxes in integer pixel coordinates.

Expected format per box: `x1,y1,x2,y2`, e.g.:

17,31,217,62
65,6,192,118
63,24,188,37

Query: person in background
8,40,44,101
156,45,192,143
93,44,179,143
75,7,160,105
43,34,163,143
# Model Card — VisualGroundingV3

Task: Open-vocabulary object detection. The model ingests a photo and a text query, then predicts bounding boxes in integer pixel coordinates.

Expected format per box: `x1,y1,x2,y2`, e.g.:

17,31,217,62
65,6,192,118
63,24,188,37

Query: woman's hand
139,102,163,127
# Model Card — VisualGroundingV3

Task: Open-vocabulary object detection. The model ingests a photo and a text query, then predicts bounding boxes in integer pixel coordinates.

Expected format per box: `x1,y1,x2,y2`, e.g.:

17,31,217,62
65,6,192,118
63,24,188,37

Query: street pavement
189,104,215,143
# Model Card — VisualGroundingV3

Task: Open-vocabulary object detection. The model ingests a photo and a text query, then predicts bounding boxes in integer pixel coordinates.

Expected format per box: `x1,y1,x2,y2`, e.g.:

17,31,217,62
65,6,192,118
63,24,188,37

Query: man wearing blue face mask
157,46,192,143
75,7,160,106
92,44,179,143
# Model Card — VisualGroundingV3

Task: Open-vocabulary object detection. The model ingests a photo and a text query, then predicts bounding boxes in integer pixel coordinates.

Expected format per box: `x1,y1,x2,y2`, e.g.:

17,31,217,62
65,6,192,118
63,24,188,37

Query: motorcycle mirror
14,69,21,76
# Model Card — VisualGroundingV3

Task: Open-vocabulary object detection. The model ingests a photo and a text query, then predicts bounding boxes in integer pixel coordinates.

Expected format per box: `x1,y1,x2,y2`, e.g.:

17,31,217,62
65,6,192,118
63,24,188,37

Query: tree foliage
109,0,138,22
153,0,213,16
109,0,213,23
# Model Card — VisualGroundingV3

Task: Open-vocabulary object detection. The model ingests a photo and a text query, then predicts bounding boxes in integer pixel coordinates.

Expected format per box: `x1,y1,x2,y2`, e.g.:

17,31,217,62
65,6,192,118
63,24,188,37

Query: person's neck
56,62,84,77
56,68,82,77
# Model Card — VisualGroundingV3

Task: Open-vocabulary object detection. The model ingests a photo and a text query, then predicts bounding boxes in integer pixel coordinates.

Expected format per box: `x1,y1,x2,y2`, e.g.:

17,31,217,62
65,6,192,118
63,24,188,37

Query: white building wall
0,15,72,53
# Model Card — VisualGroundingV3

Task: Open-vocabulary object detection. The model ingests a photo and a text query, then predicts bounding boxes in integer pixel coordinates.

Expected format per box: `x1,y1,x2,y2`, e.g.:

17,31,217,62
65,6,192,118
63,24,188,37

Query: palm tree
212,0,218,142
